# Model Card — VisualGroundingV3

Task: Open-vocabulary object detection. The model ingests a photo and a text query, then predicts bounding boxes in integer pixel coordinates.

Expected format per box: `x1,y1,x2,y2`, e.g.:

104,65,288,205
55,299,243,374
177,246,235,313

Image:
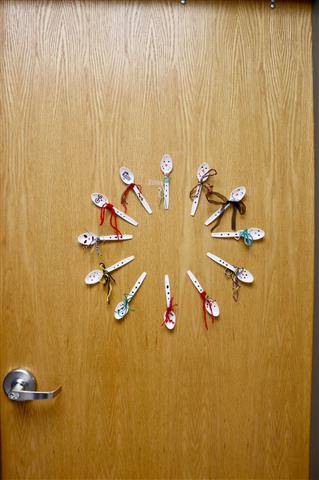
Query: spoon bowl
119,167,135,185
229,186,246,202
114,301,129,320
85,269,103,285
91,193,108,207
236,227,265,241
197,162,210,182
78,232,96,246
160,154,173,175
163,311,176,330
243,228,265,240
205,299,220,317
236,268,254,284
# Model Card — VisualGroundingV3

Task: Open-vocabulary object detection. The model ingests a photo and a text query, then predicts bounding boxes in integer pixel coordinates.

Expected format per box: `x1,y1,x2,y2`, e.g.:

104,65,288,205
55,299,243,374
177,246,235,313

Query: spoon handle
190,184,202,216
113,206,139,226
163,177,169,210
206,252,236,273
127,272,147,301
164,274,171,307
105,255,135,273
211,231,239,239
187,270,205,295
133,185,152,214
204,202,230,226
98,234,133,241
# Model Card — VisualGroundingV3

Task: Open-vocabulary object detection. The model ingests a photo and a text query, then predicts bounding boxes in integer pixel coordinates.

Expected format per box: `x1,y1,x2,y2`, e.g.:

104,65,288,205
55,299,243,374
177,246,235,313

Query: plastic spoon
85,255,135,285
162,274,176,330
206,252,254,283
114,272,147,320
211,227,265,241
78,232,133,246
187,270,220,318
204,186,246,226
191,163,210,216
119,167,152,214
91,193,138,226
160,155,173,210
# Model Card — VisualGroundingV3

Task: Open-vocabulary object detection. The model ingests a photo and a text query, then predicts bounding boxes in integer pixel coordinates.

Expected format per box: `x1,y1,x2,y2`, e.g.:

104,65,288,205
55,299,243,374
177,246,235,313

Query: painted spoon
78,232,133,246
212,227,265,244
191,163,210,216
204,186,246,226
85,255,135,285
91,193,138,226
206,252,254,283
160,154,173,210
114,272,147,320
187,270,220,319
119,167,152,214
162,274,176,330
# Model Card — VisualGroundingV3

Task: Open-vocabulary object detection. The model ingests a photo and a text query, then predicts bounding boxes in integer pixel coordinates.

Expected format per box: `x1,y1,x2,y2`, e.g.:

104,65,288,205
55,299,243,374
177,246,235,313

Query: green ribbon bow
239,229,253,246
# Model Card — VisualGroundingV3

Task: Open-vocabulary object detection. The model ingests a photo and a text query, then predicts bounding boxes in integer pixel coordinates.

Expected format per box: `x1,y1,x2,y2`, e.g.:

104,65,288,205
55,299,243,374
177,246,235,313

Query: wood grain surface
0,1,314,479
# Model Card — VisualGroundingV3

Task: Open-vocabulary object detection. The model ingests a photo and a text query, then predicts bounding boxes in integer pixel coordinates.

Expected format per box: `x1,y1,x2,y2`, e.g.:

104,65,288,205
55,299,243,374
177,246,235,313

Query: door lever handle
3,368,62,402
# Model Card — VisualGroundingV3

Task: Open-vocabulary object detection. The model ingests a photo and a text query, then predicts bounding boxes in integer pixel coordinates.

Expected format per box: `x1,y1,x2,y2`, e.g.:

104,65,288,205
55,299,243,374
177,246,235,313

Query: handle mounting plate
3,369,37,401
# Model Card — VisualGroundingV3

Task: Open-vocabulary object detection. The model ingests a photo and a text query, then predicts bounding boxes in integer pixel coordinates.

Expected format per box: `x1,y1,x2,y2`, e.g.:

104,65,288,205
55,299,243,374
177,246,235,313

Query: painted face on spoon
160,155,173,175
91,193,108,207
229,186,246,202
119,167,135,185
197,163,210,182
78,232,96,246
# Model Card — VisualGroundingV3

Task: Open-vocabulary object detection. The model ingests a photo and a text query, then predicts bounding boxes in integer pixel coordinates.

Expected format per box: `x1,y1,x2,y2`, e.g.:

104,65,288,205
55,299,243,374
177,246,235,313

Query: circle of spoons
77,156,265,331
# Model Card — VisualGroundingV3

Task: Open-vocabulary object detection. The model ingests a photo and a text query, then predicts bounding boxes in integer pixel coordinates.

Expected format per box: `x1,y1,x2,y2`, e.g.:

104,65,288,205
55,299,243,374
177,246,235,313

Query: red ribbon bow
99,202,122,237
200,291,215,330
161,297,177,326
120,183,142,213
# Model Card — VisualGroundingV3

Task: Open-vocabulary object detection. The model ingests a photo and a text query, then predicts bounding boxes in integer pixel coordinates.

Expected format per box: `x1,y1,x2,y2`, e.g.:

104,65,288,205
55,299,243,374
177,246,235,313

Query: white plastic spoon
78,232,133,246
119,167,152,214
204,186,246,226
211,227,265,241
191,163,210,217
160,155,173,210
206,252,254,283
187,270,220,318
114,272,147,320
91,193,138,227
85,255,135,285
162,274,176,330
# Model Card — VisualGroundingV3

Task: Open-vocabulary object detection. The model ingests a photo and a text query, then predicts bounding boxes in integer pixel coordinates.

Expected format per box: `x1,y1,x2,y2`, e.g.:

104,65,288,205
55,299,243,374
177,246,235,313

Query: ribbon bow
99,203,122,237
238,229,253,246
206,191,246,231
161,297,177,326
189,168,217,200
100,263,116,304
200,291,216,330
120,183,142,213
224,267,244,302
117,293,134,316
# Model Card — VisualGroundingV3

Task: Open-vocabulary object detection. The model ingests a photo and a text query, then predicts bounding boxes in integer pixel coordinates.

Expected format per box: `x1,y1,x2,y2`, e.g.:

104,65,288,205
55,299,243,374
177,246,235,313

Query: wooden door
0,1,314,479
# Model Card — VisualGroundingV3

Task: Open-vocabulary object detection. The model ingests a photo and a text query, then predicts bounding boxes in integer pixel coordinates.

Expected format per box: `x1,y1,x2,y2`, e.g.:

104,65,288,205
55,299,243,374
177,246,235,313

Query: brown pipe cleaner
206,191,246,231
99,262,116,304
189,168,217,200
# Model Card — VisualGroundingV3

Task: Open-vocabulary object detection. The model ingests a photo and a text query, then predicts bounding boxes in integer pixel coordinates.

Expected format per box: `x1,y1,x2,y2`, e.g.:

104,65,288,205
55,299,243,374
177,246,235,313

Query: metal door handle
3,368,62,402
